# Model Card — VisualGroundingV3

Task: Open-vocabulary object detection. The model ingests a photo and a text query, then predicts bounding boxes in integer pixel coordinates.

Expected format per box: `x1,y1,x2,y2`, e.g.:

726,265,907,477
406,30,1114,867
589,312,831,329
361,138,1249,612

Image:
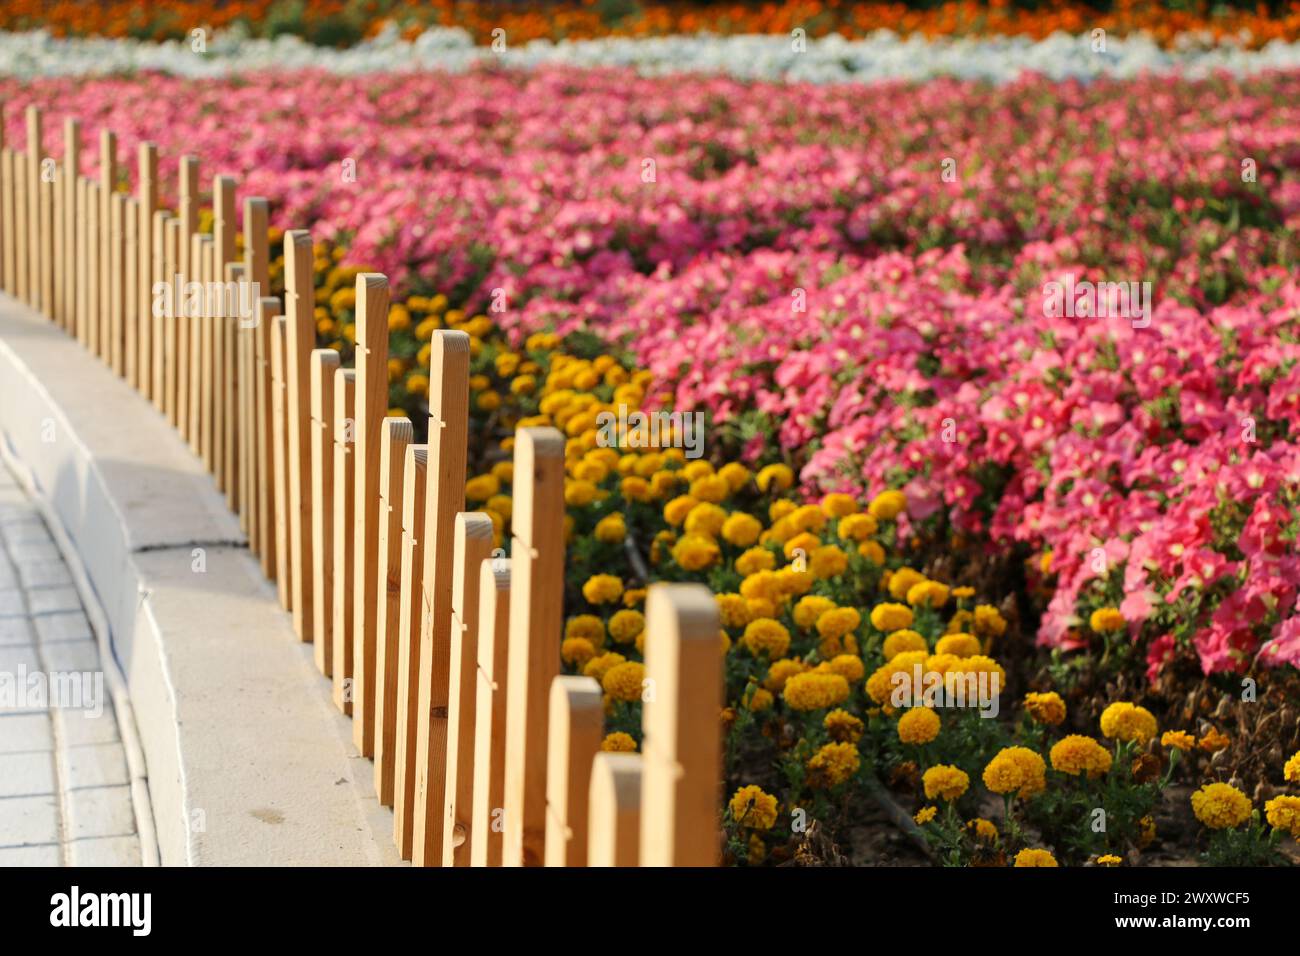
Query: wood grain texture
266,302,290,612
309,349,341,677
392,443,428,861
284,230,315,641
332,367,357,714
544,675,604,867
588,753,643,867
470,559,511,867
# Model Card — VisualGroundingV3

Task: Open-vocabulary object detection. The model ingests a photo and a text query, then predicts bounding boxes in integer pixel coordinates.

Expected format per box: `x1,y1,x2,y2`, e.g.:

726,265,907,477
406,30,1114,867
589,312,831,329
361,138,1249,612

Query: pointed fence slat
442,512,494,866
222,261,244,513
152,210,171,414
267,302,291,612
136,142,157,403
352,274,390,758
470,559,511,867
165,218,182,428
108,193,125,375
588,753,643,867
198,233,215,471
411,330,470,868
284,230,315,642
244,197,272,565
309,349,341,677
502,426,566,867
392,443,428,860
26,106,42,311
373,417,414,805
544,675,603,867
61,120,80,333
332,366,357,715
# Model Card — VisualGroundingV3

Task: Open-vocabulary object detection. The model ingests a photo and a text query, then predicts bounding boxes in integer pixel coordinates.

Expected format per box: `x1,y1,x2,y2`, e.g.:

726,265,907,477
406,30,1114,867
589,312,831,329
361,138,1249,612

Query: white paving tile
26,587,82,616
0,843,61,865
67,835,141,866
62,741,130,790
0,588,26,617
0,713,54,753
1,518,52,544
56,706,120,747
65,786,136,841
0,616,34,646
17,560,73,590
0,751,56,798
0,795,59,848
34,610,92,643
40,639,101,674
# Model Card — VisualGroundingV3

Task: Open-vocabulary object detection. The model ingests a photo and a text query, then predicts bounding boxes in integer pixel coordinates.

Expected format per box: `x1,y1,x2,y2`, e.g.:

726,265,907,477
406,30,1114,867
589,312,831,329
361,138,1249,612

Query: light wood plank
470,559,511,867
545,675,604,867
137,143,157,403
266,302,290,612
588,753,643,867
309,349,341,677
332,367,357,714
284,230,315,641
392,444,428,860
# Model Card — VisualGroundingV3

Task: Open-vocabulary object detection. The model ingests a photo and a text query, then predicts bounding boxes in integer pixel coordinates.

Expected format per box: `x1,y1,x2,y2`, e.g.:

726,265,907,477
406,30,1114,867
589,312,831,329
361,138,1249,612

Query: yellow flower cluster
730,785,779,830
1048,735,1112,779
922,764,970,801
982,747,1047,799
1099,701,1158,745
1190,782,1252,830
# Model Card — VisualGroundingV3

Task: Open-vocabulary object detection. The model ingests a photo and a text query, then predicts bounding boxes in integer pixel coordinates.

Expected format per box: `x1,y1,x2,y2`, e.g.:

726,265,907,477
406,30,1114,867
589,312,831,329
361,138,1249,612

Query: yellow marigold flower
608,609,645,645
1096,854,1123,867
865,650,928,704
1191,782,1252,830
601,732,637,753
820,493,857,518
837,512,878,541
464,473,500,502
972,604,1007,637
774,566,815,597
564,479,598,507
756,463,794,493
715,593,751,630
561,637,596,666
1049,735,1113,778
582,574,624,605
922,764,970,801
619,475,652,502
1090,607,1126,633
564,614,605,646
406,373,430,397
1024,691,1066,726
782,531,820,561
898,707,941,745
485,495,513,522
824,708,864,743
883,629,928,660
689,474,730,504
602,661,646,703
967,818,998,843
1264,795,1300,838
1198,728,1230,753
914,806,938,825
748,687,774,712
720,512,763,547
476,391,501,412
823,654,865,682
594,513,626,544
793,595,836,631
806,741,860,787
769,499,797,522
683,502,726,538
868,489,907,520
1137,815,1156,848
729,785,779,830
747,598,776,620
680,460,714,481
935,632,981,657
888,567,927,601
663,494,698,526
870,603,914,633
982,747,1047,798
815,607,861,642
623,588,646,608
510,373,536,395
958,655,1006,685
858,540,886,565
583,652,625,683
1013,848,1058,867
764,658,808,694
1099,702,1158,745
742,618,791,660
671,533,721,572
717,462,751,492
571,459,608,484
809,544,849,579
783,671,850,711
906,580,951,608
951,586,976,599
735,546,777,576
1286,751,1300,784
1161,730,1196,752
415,317,438,341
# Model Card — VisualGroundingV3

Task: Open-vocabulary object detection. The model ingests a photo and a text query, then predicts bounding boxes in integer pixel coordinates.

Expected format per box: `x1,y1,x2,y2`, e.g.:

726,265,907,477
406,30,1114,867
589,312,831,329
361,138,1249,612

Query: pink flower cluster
5,66,1299,677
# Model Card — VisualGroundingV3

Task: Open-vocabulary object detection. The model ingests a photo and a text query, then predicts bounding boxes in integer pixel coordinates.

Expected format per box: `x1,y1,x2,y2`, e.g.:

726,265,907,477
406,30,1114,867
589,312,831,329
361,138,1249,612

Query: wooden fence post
588,753,643,867
74,175,86,347
61,118,79,332
352,274,390,757
392,443,428,860
545,675,604,867
165,217,182,428
640,583,723,867
198,233,215,470
26,106,42,311
215,177,237,501
137,143,157,402
442,511,494,866
15,148,28,304
153,210,171,413
470,559,511,867
284,230,315,642
502,426,566,867
309,348,340,677
244,196,271,562
40,151,53,320
373,416,414,803
2,148,14,294
267,301,290,612
109,193,125,375
332,367,357,714
179,156,199,446
124,198,138,382
85,181,99,357
411,330,470,867
222,261,244,513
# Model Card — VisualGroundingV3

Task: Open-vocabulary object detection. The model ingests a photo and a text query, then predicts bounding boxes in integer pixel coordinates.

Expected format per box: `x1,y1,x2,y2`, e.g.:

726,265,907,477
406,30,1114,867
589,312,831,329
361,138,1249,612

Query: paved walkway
0,460,143,866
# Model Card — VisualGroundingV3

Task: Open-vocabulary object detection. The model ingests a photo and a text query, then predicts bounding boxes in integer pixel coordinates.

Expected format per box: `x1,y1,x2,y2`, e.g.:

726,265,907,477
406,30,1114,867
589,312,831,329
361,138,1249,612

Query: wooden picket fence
0,104,723,867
